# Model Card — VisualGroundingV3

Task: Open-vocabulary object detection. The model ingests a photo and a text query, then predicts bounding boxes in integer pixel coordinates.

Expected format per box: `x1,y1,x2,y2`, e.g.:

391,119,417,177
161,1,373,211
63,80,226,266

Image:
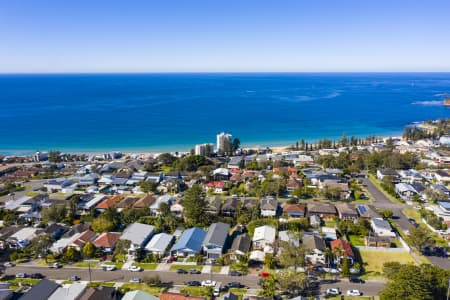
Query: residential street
363,178,450,270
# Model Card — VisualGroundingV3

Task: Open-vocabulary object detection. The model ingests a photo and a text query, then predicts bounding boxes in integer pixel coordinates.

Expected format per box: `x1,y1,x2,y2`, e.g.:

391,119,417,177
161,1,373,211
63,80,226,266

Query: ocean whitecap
411,100,443,106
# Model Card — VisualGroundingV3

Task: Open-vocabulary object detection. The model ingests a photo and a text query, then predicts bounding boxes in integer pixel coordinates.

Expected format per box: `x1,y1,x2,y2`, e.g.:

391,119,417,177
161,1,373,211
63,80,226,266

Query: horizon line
1,71,450,75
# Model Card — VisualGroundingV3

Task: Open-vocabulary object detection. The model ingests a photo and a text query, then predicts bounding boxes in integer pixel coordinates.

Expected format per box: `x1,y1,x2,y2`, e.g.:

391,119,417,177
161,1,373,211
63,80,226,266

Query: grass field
72,260,99,268
101,261,124,269
360,249,415,276
132,263,158,270
211,265,222,273
348,235,365,246
119,283,164,296
87,282,115,287
180,286,212,297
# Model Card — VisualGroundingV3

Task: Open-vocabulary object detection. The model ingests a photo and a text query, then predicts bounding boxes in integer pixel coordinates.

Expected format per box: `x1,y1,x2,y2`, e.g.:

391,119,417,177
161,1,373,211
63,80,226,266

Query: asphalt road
319,280,385,297
4,265,260,288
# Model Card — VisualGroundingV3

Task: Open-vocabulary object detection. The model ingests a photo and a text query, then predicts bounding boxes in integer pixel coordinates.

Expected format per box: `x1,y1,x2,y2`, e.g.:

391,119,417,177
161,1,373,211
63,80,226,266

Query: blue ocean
0,73,449,155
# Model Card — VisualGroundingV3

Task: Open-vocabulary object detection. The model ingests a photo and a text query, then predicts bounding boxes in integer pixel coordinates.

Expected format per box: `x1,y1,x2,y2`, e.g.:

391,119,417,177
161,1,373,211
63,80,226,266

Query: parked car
229,270,242,276
186,281,202,287
49,262,62,268
201,280,216,287
3,262,14,268
128,266,142,272
408,218,419,227
189,269,201,274
15,273,26,278
30,273,44,279
349,277,365,283
326,288,340,296
177,269,188,274
347,290,362,296
101,264,116,271
70,275,80,281
226,282,243,288
129,278,142,283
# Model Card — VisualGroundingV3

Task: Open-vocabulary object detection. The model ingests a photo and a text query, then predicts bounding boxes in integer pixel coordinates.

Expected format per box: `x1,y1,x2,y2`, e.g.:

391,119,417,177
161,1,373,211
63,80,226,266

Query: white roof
10,227,38,241
145,233,173,252
249,250,265,262
82,195,107,210
3,196,32,210
213,168,230,176
48,283,87,300
50,233,81,253
252,225,276,243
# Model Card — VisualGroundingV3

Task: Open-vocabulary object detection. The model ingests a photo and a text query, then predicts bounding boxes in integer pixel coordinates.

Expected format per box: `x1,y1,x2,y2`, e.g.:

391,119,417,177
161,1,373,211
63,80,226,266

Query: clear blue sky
1,0,450,72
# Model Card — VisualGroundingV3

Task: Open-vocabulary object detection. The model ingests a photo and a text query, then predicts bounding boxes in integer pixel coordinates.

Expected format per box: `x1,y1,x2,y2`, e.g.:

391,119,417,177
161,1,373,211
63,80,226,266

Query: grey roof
302,234,326,251
219,293,239,300
120,223,155,247
261,198,278,210
19,279,60,300
49,283,87,300
145,233,173,252
203,222,230,248
231,233,251,254
307,202,337,215
371,218,392,230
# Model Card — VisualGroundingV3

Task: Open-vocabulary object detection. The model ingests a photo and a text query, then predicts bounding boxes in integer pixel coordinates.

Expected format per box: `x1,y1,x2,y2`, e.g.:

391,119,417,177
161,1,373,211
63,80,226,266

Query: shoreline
0,130,404,157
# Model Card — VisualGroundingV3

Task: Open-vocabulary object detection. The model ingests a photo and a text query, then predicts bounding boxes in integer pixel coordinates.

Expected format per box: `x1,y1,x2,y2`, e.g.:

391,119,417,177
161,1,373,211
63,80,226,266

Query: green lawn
180,286,212,297
324,219,338,228
119,283,164,296
169,264,202,271
348,235,365,246
2,278,41,285
87,282,115,287
211,265,222,273
25,191,40,197
132,263,158,270
327,297,376,300
360,249,416,276
72,260,99,268
403,208,448,247
101,261,124,269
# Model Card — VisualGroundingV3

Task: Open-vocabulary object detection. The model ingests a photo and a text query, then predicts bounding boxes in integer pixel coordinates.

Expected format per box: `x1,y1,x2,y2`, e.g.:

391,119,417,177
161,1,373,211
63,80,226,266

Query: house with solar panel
170,227,206,257
356,204,381,220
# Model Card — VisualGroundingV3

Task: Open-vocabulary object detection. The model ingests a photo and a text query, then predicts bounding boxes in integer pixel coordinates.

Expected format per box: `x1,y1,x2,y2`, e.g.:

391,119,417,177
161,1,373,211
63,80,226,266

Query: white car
129,278,142,283
100,264,116,271
3,262,14,268
16,273,26,278
347,289,362,296
127,266,142,272
326,288,340,296
201,280,216,287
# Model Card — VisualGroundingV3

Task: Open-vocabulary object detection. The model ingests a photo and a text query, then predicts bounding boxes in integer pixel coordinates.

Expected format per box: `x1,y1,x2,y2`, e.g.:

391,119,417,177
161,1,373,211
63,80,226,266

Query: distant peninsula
444,98,450,106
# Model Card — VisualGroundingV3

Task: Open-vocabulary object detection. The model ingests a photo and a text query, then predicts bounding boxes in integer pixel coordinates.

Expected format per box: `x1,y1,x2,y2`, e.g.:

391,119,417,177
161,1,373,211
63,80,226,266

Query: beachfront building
216,132,232,155
195,143,214,156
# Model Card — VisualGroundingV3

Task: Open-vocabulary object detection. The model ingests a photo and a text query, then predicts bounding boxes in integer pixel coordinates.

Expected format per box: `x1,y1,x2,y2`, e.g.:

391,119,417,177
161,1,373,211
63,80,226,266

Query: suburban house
335,203,358,221
202,222,230,259
278,230,300,247
49,283,87,300
370,218,396,238
170,227,206,257
44,178,74,192
252,225,276,252
282,203,306,218
150,195,175,214
20,279,60,300
365,236,391,248
160,292,205,300
133,194,156,209
307,202,337,219
205,196,222,215
6,227,41,249
69,230,96,251
230,233,251,258
144,233,174,256
221,198,238,217
356,204,381,219
330,239,354,265
204,181,226,194
286,179,302,192
95,195,122,212
302,234,326,265
92,232,122,253
79,286,117,300
395,183,419,201
260,197,278,217
376,168,400,182
435,170,450,183
321,227,338,241
122,290,159,300
80,195,107,212
115,196,138,212
120,223,155,254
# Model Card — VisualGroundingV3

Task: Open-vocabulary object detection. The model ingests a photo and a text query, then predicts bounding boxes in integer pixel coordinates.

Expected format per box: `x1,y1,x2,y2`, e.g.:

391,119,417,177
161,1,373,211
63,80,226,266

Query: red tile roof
96,195,122,209
133,194,156,208
160,293,205,300
283,204,306,213
330,239,354,257
71,230,96,248
93,232,121,248
205,181,225,188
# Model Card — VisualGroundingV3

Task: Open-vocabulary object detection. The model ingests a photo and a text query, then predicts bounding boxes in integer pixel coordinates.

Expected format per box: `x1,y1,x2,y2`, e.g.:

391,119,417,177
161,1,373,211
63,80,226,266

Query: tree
257,276,276,298
113,239,131,262
143,275,161,286
82,242,96,259
28,234,54,262
92,216,115,233
278,240,306,271
379,209,393,219
183,184,207,226
276,270,309,296
407,226,435,251
62,247,80,263
139,181,158,193
48,150,61,162
341,254,350,277
232,137,241,152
